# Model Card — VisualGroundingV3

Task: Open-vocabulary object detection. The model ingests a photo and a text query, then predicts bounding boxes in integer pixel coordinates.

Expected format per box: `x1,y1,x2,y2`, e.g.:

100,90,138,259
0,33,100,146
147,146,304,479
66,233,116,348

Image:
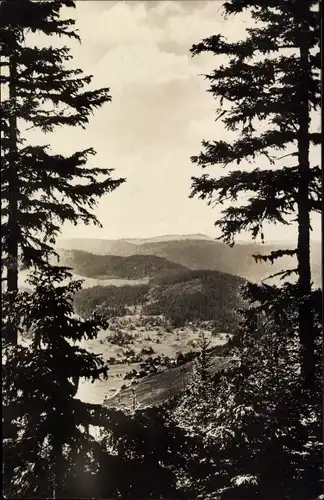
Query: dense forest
1,1,322,500
74,269,245,328
74,283,150,318
59,249,189,279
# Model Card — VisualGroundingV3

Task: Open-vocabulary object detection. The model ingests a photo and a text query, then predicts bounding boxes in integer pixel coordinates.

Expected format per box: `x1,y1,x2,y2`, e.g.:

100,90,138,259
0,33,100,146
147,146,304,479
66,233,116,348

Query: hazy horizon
57,233,321,245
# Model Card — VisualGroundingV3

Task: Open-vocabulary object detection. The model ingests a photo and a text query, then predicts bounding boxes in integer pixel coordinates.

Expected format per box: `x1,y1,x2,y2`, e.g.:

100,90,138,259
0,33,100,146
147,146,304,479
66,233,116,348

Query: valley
18,234,321,410
76,311,232,409
73,265,244,408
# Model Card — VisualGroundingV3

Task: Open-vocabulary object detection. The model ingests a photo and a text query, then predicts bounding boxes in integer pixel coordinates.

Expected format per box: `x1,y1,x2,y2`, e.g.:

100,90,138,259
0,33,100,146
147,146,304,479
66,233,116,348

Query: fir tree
2,265,110,498
170,333,226,499
172,332,216,435
0,0,125,344
189,0,321,390
180,4,322,495
1,1,124,495
170,283,322,499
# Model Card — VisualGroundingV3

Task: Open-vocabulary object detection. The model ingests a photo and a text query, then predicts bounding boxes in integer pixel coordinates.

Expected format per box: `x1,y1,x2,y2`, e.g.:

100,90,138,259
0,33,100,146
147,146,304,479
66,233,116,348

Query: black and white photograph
1,0,322,498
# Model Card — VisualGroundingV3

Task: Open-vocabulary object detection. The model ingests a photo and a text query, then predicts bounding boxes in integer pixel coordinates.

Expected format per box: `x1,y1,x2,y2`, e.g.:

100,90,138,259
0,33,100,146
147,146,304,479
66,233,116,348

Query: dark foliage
144,270,246,328
59,249,188,279
1,0,125,278
2,266,110,498
1,1,124,496
74,269,245,329
170,283,323,499
189,0,321,389
74,283,149,317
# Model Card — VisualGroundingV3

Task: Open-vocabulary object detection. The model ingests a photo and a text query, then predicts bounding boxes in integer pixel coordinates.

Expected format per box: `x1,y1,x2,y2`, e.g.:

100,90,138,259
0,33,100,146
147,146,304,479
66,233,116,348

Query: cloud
52,2,261,239
76,2,162,48
91,43,198,89
26,0,319,242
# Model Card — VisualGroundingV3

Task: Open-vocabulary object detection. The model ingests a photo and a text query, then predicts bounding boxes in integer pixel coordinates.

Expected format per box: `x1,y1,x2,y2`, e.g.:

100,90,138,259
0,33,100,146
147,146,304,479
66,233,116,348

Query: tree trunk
297,2,313,391
6,51,19,345
3,29,20,474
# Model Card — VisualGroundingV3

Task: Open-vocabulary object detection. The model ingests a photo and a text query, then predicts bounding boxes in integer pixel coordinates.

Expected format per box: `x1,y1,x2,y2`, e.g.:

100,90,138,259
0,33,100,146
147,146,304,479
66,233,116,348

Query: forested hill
57,237,321,286
145,269,246,328
74,268,246,330
58,249,189,280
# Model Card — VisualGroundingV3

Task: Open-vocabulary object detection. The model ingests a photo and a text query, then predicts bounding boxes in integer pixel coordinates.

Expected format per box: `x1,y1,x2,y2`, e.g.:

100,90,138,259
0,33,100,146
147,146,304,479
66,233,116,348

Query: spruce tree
170,283,322,499
170,334,225,499
1,1,124,495
189,0,321,390
2,265,110,498
172,332,216,435
0,0,125,344
181,2,322,496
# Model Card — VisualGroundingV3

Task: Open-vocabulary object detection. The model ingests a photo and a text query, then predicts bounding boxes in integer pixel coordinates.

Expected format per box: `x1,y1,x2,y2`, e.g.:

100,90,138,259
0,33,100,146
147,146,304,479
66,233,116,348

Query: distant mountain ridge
56,236,321,286
120,234,213,244
57,233,213,248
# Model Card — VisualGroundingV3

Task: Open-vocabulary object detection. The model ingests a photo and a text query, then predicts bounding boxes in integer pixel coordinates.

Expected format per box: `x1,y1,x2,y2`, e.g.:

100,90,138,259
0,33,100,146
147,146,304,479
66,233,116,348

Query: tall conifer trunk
1,1,122,495
189,0,319,391
297,1,313,390
7,50,19,345
3,25,19,459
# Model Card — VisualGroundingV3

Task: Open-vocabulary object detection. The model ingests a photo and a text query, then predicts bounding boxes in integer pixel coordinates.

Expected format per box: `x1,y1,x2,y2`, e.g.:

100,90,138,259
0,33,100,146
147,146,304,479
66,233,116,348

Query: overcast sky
31,0,321,243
